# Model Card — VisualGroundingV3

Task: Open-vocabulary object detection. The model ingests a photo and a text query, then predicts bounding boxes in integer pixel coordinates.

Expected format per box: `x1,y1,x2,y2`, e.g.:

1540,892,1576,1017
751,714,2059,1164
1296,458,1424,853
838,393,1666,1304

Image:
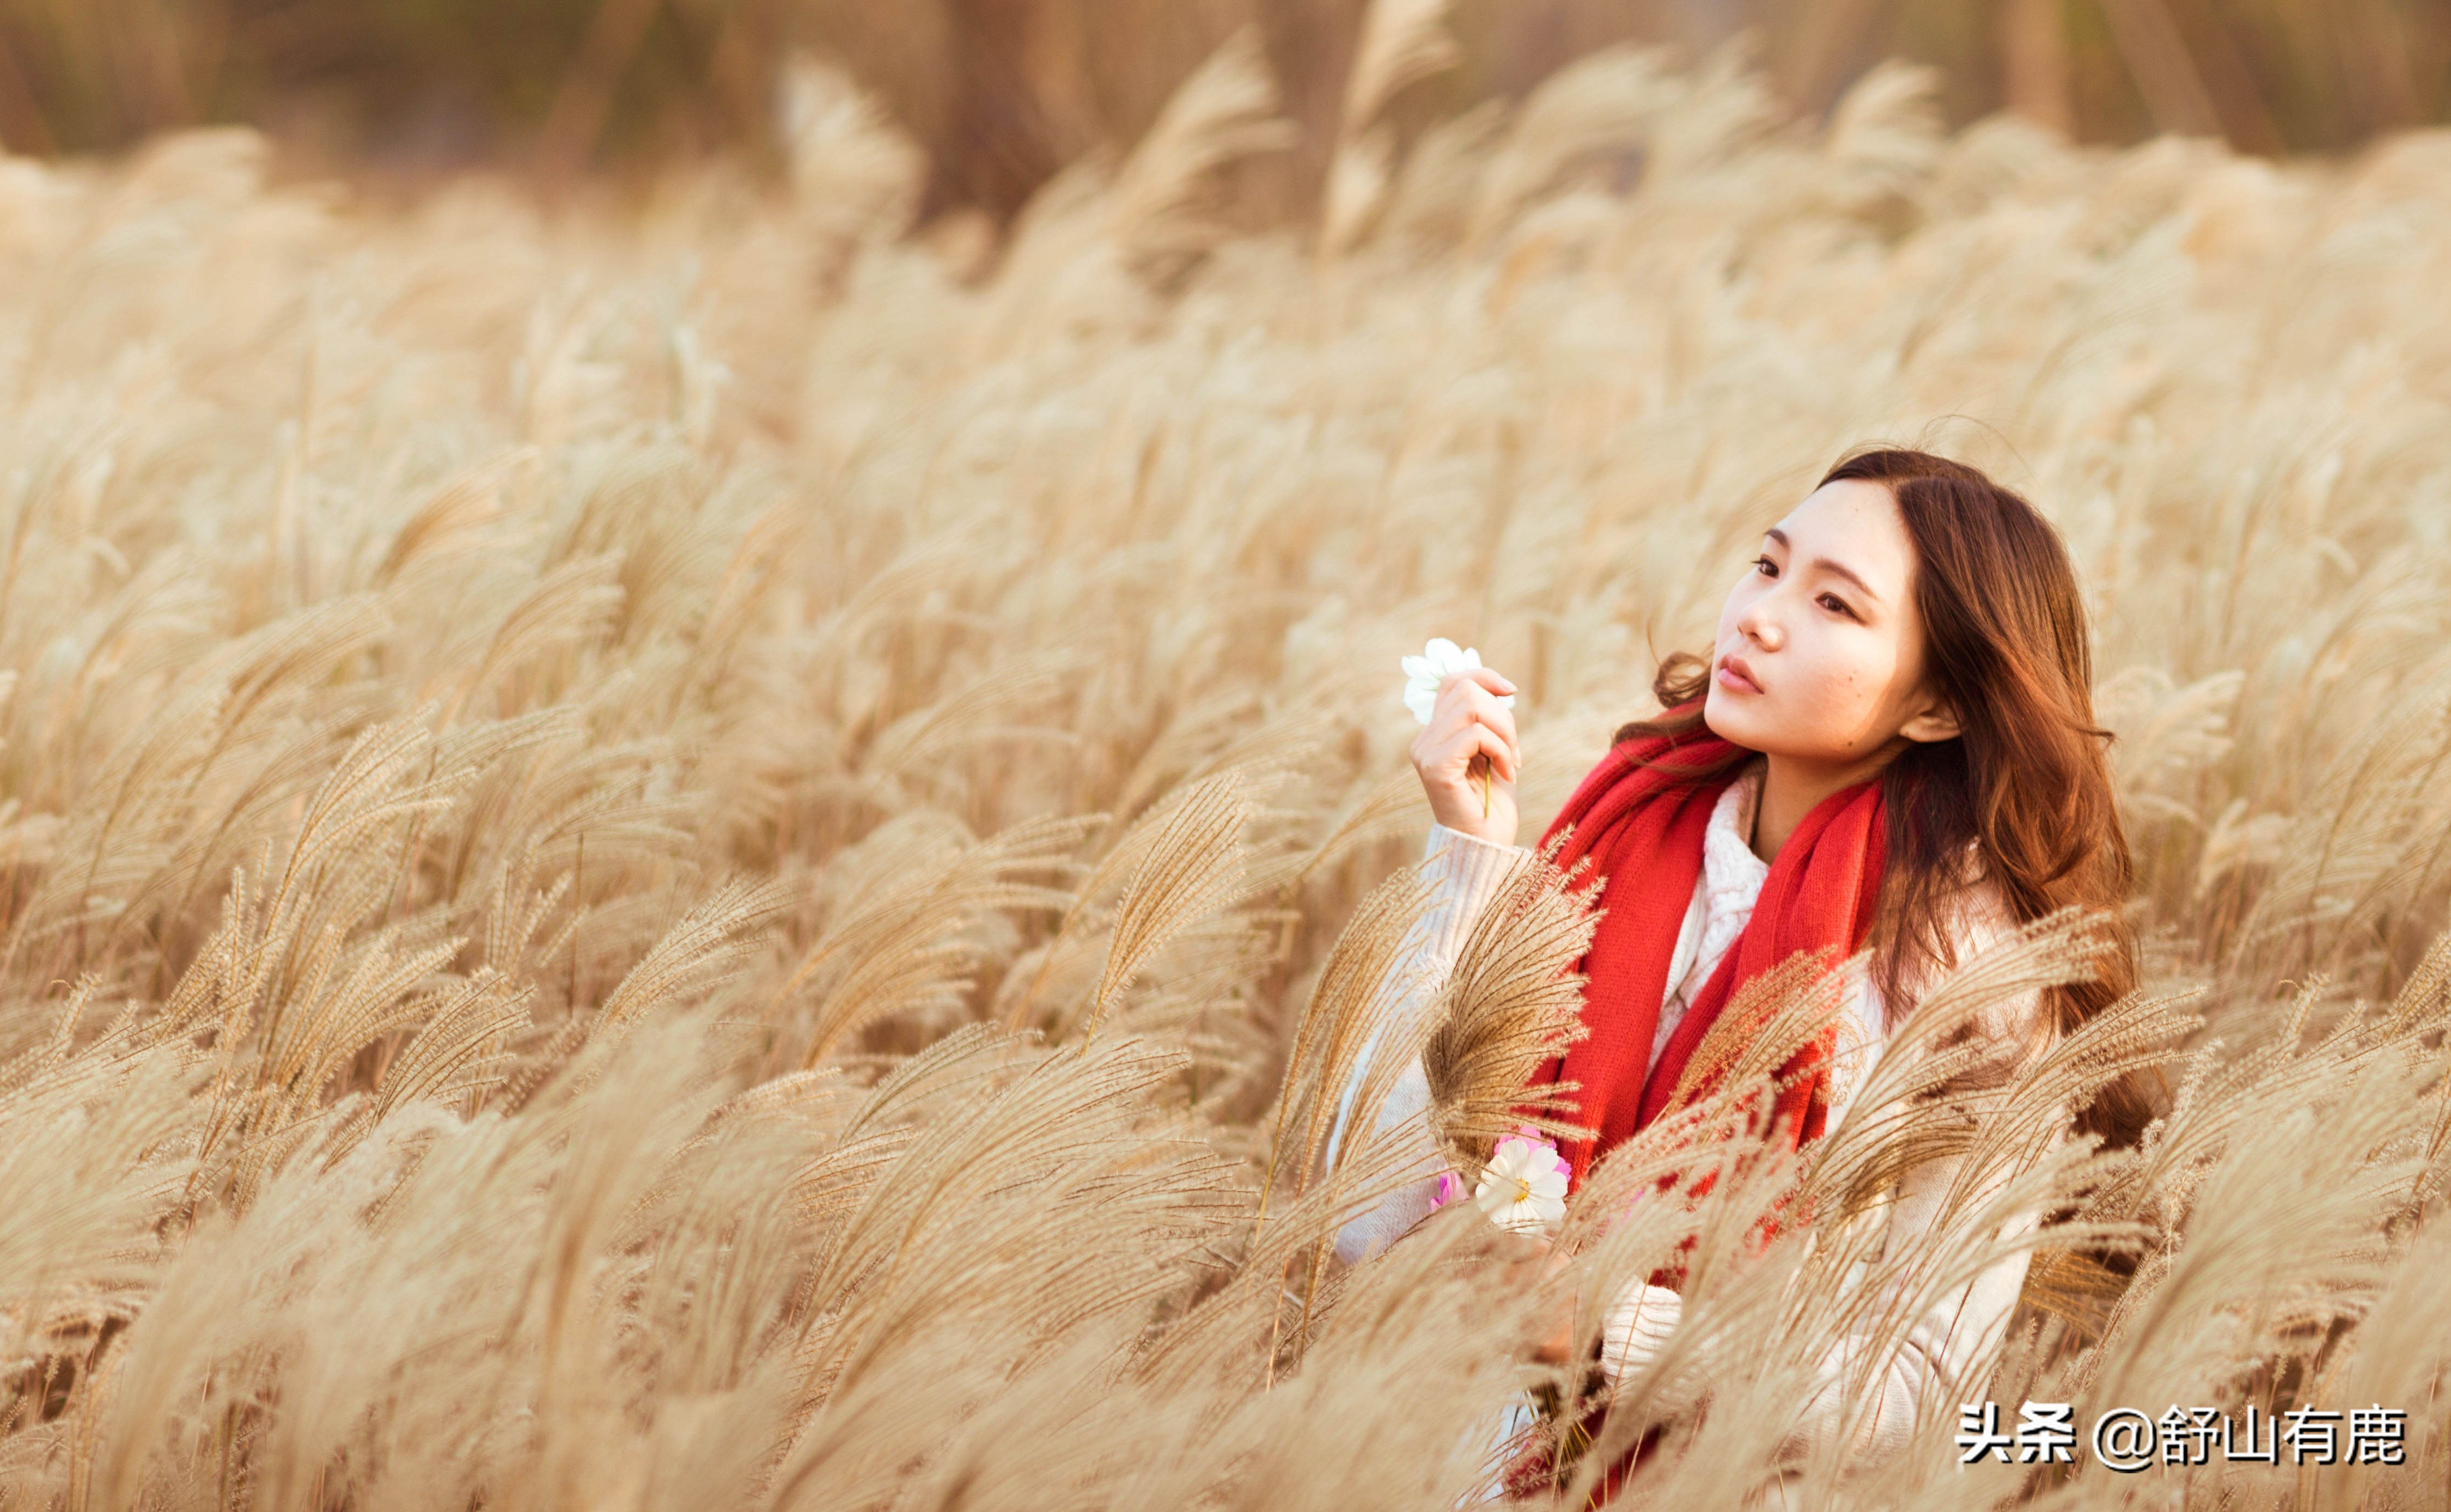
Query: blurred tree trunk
1778,0,1886,118
2165,0,2281,152
0,32,57,153
927,0,1067,220
535,0,666,185
2098,0,2222,137
1484,0,1574,96
2001,0,2072,134
1248,0,1366,221
5,0,2451,192
706,0,789,161
2337,0,2422,135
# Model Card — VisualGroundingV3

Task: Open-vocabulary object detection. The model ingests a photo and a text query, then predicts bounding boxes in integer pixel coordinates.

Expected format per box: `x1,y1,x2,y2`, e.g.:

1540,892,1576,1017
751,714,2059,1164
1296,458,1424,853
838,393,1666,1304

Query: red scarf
1522,706,1888,1194
1502,706,1889,1508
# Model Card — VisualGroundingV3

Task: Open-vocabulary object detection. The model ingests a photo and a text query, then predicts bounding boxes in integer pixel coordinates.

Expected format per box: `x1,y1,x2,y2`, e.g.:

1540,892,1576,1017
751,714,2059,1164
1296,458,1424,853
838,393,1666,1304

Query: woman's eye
1819,593,1855,618
1752,555,1777,576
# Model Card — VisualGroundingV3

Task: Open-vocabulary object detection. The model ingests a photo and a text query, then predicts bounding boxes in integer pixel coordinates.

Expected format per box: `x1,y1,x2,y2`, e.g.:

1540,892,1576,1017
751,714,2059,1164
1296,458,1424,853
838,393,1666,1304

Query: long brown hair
1611,448,2160,1149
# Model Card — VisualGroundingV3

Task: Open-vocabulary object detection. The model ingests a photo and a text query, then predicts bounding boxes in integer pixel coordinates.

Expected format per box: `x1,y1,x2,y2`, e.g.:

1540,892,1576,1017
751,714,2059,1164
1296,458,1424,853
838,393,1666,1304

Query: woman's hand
1495,1228,1581,1364
1528,1239,1580,1365
1411,665,1520,844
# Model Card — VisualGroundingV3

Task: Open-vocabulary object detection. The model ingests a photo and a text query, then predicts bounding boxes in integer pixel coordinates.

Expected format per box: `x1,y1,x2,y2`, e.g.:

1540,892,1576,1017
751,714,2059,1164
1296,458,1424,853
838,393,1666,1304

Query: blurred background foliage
0,0,2446,216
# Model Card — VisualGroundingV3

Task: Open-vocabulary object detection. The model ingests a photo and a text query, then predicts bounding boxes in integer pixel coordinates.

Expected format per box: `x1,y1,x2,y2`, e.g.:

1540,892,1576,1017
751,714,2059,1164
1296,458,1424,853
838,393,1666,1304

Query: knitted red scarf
1522,708,1889,1194
1501,709,1891,1508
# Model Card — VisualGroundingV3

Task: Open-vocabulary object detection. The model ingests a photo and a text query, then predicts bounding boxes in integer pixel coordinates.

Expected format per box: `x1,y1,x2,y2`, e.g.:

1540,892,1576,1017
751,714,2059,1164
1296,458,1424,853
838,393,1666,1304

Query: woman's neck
1747,745,1903,864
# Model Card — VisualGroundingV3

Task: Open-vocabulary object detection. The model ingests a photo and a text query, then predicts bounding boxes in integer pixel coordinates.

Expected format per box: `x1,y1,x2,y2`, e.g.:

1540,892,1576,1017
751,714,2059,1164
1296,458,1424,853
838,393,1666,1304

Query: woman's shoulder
1944,865,2019,955
1929,866,2058,1058
1870,862,2047,1029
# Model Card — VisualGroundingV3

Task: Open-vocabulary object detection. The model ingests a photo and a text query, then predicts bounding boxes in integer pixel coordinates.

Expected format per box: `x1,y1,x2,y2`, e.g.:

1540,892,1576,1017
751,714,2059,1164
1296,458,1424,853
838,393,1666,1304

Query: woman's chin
1702,691,1769,749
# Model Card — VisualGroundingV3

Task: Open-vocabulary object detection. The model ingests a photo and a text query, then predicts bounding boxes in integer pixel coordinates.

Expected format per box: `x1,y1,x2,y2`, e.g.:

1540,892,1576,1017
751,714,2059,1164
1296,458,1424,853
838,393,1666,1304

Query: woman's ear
1900,692,1960,743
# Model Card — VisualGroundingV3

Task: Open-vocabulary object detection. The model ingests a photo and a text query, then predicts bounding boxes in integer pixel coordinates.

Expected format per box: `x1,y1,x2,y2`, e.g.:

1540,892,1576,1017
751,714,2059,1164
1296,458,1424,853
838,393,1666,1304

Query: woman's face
1703,478,1959,766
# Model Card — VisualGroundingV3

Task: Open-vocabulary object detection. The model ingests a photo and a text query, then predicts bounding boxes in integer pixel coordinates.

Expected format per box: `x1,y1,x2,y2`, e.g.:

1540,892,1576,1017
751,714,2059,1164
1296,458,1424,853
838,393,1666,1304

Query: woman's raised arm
1326,663,1532,1260
1324,821,1528,1262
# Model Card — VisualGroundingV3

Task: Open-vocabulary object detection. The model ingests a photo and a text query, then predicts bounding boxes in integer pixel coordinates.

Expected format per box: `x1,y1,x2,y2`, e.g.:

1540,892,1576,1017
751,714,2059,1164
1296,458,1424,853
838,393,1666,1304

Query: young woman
1328,448,2155,1487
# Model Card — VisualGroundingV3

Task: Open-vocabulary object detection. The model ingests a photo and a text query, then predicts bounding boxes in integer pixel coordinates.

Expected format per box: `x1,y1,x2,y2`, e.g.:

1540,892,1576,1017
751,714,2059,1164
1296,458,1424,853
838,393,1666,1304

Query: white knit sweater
1324,755,2057,1466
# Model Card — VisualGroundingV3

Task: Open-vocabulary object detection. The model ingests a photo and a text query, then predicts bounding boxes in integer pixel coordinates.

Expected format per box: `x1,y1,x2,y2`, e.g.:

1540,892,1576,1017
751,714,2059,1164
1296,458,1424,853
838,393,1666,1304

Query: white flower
1400,637,1514,726
1472,1133,1570,1235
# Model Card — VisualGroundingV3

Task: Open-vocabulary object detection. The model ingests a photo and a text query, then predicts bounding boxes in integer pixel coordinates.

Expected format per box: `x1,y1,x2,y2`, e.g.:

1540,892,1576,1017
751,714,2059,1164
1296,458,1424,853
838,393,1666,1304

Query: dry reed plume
4,16,2451,1509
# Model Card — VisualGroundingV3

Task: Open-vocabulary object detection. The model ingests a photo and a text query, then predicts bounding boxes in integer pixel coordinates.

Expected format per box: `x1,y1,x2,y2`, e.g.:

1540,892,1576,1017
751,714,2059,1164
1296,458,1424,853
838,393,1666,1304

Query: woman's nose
1737,603,1782,651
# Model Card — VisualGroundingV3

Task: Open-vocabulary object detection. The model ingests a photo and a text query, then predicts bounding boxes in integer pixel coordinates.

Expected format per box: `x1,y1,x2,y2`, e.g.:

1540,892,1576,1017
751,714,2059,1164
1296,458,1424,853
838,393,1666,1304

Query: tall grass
3,26,2451,1509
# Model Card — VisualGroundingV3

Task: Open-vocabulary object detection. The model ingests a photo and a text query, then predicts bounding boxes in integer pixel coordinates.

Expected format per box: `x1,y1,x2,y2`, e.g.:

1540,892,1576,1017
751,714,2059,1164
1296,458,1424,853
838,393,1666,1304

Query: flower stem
1473,753,1492,816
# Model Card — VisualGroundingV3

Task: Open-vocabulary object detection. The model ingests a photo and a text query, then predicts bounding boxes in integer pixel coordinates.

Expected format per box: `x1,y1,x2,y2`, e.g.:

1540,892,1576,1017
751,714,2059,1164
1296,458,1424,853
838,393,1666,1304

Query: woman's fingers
1463,722,1518,785
1529,1322,1576,1365
1409,667,1523,840
1413,707,1519,786
1435,670,1520,763
1501,1225,1552,1261
1416,722,1515,791
1438,667,1518,734
1525,1246,1578,1363
1455,664,1517,700
1489,1229,1550,1287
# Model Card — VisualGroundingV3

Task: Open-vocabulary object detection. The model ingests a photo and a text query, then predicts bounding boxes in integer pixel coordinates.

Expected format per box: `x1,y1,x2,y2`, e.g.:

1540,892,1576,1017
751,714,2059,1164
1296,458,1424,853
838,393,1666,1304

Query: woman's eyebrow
1763,528,1882,605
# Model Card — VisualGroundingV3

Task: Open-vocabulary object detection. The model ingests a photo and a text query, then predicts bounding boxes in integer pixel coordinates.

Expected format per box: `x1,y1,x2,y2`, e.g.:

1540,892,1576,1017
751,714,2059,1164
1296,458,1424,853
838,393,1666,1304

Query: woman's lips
1715,656,1762,694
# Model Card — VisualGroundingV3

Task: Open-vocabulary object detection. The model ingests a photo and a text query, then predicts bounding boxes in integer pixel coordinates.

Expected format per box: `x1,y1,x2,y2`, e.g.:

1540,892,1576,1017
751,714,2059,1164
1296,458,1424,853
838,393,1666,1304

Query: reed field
8,21,2451,1510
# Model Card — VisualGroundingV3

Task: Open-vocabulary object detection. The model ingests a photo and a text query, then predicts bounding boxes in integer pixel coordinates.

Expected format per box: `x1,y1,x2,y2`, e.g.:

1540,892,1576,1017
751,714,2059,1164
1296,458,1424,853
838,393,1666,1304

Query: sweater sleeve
1775,1089,2054,1465
1597,885,2058,1466
1326,822,1529,1264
